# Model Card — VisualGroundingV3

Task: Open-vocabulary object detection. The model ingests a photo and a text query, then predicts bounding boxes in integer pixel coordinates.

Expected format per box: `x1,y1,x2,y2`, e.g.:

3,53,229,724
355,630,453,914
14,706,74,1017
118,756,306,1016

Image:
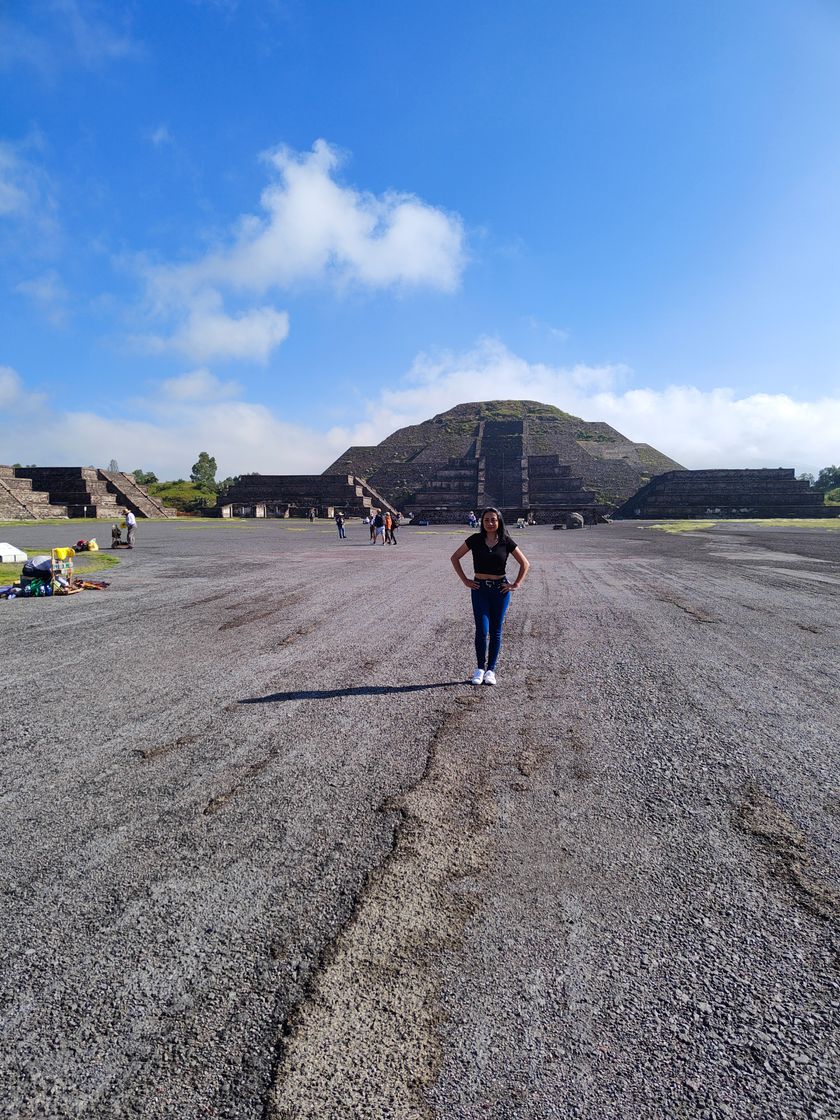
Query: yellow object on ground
53,546,76,560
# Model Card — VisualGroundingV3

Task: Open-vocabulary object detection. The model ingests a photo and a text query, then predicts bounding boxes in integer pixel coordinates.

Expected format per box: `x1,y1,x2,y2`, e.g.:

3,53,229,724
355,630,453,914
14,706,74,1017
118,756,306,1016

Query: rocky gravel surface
1,518,838,1119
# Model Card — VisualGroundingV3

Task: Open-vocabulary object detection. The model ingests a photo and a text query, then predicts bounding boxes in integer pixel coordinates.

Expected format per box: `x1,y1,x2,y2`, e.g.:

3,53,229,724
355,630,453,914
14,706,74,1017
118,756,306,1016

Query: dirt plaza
1,518,838,1119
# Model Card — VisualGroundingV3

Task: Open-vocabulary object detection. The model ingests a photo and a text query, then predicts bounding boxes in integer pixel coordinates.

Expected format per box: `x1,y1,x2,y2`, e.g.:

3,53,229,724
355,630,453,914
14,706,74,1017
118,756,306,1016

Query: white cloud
149,124,172,148
0,395,337,480
159,369,241,402
152,140,466,299
0,1,135,76
526,315,570,342
5,343,837,481
57,0,135,66
0,140,60,260
0,365,46,410
142,290,290,363
138,140,466,363
15,269,69,324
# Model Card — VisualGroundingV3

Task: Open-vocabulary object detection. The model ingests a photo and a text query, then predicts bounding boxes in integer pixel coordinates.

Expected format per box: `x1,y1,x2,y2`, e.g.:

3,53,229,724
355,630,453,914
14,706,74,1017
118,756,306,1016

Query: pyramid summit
324,399,683,518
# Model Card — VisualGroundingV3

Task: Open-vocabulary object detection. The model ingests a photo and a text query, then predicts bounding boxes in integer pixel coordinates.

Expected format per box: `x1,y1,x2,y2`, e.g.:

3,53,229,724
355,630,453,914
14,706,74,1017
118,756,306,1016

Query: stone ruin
0,467,177,520
218,474,395,519
613,468,830,519
323,400,684,522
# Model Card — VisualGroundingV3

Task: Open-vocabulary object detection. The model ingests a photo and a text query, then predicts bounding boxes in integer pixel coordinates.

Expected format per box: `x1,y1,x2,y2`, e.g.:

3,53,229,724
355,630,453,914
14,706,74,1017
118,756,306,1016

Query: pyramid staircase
98,471,178,518
476,420,527,509
352,476,397,515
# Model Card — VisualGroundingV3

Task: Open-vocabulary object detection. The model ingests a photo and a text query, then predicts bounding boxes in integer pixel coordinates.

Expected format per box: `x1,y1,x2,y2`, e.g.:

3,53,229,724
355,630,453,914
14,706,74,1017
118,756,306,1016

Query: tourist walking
369,515,376,543
450,507,529,686
335,512,346,539
384,511,393,544
373,511,385,545
389,511,400,545
124,508,137,548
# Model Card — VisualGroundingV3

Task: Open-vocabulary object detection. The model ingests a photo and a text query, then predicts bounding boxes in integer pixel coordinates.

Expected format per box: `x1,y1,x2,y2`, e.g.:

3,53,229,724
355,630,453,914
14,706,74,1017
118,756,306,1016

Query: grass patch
648,521,717,533
648,517,840,534
0,551,120,585
173,519,255,528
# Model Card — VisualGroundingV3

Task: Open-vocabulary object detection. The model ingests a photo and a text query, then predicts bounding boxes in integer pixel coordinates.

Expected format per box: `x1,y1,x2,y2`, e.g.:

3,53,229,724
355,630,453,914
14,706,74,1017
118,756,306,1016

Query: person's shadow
240,681,463,704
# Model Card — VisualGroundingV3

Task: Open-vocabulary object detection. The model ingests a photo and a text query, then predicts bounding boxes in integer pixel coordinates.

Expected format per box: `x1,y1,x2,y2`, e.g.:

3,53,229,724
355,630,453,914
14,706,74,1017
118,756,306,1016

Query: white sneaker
470,668,485,685
483,670,497,686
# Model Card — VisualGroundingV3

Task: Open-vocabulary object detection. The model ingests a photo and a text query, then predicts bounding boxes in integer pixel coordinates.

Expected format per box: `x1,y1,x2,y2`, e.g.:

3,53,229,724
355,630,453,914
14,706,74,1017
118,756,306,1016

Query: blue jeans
471,580,511,671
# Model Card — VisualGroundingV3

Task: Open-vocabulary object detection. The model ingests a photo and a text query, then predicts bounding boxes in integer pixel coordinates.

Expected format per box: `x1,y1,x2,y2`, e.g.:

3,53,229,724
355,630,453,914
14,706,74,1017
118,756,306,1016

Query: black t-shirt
465,532,518,577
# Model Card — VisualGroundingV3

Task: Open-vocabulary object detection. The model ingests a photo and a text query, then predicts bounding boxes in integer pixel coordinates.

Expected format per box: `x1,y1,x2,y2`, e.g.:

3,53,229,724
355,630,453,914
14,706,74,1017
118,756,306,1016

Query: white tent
0,543,27,563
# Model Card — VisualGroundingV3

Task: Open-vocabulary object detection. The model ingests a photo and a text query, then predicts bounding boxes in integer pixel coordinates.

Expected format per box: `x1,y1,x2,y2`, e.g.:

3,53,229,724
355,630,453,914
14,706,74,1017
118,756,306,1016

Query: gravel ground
1,519,838,1120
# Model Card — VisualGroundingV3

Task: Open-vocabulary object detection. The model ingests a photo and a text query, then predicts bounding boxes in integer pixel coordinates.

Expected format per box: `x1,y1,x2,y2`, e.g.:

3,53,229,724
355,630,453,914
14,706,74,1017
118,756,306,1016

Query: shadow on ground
240,681,464,704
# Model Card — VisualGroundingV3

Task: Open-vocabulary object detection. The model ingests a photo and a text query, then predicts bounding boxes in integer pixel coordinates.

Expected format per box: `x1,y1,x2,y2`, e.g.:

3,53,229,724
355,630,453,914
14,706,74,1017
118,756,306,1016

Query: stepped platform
15,468,126,519
7,468,172,520
615,469,831,519
0,467,68,519
217,474,396,518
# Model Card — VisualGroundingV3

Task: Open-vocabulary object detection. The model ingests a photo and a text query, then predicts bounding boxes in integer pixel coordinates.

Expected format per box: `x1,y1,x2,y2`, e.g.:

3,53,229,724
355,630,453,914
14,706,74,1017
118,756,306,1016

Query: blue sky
2,0,839,478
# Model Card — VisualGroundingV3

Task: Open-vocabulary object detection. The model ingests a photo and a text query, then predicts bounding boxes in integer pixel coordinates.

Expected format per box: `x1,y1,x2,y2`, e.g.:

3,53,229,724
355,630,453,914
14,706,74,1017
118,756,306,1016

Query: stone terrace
615,468,831,519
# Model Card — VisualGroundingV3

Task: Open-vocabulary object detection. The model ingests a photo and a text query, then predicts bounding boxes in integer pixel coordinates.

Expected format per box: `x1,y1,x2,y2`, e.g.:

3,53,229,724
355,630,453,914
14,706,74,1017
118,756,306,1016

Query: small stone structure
0,467,177,519
614,469,830,519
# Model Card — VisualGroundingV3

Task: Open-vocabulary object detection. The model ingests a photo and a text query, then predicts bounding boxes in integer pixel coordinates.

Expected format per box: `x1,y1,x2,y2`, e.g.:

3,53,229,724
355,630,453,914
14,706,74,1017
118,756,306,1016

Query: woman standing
450,507,530,685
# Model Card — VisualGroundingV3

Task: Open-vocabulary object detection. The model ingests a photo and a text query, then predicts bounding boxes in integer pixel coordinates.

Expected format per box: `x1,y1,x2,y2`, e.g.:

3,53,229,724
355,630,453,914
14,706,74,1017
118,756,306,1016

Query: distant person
450,507,529,686
384,511,393,544
468,511,478,528
111,523,123,548
124,509,136,548
369,514,377,542
309,507,316,523
373,511,385,545
335,512,346,539
390,511,401,545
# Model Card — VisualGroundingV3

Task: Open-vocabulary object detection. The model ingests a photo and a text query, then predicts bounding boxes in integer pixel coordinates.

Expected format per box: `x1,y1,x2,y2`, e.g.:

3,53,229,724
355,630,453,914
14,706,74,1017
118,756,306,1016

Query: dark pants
470,580,511,671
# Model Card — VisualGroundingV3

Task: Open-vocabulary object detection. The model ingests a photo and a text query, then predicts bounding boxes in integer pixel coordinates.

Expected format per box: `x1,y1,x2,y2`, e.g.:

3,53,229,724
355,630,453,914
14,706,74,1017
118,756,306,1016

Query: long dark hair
479,506,507,543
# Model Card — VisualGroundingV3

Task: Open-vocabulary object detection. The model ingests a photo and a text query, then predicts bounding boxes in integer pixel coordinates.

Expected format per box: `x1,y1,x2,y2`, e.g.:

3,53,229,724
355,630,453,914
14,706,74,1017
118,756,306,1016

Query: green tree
814,465,840,493
825,486,840,504
133,468,159,485
108,458,119,472
797,472,814,485
217,475,240,496
191,451,218,490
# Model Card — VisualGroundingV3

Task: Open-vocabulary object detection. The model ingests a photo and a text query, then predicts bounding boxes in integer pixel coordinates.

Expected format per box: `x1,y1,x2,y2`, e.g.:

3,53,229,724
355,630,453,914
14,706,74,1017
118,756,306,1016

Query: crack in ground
260,691,488,1120
182,589,235,608
134,732,199,762
202,758,271,815
219,606,288,632
655,594,719,623
737,781,839,924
